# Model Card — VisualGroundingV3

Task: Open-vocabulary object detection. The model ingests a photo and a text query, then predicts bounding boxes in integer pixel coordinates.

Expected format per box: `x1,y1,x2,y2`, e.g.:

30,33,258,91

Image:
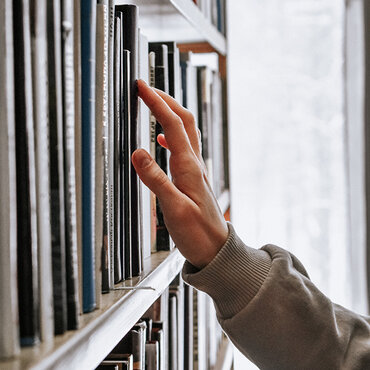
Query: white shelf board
115,0,227,55
1,249,185,370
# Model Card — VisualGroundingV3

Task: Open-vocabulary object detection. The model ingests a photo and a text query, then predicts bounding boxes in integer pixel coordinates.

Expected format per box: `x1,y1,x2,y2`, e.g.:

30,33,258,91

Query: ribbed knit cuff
182,222,272,319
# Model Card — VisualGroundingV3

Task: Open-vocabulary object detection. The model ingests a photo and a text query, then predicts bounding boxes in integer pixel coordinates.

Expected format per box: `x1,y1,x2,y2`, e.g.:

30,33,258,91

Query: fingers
137,79,191,156
153,88,201,157
131,148,182,203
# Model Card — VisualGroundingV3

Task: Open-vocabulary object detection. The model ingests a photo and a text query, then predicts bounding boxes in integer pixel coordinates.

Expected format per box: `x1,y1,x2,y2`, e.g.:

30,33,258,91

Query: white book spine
31,0,54,343
138,31,151,261
0,0,20,358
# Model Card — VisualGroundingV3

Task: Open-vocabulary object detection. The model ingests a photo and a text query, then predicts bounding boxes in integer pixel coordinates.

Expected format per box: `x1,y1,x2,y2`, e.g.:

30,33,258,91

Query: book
62,0,80,329
14,0,40,346
122,47,132,280
148,43,170,251
47,0,67,335
97,0,110,294
31,0,54,343
170,276,185,370
113,15,122,283
104,354,133,370
95,0,108,303
97,363,119,370
169,295,178,370
138,31,151,262
0,0,20,357
151,324,165,370
184,285,194,370
116,4,142,277
145,341,159,370
148,51,157,253
81,0,97,313
73,0,84,316
197,66,214,188
107,0,116,290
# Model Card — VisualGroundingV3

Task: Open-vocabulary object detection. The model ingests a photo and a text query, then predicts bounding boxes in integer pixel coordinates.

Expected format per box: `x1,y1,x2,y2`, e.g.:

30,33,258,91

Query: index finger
137,79,191,156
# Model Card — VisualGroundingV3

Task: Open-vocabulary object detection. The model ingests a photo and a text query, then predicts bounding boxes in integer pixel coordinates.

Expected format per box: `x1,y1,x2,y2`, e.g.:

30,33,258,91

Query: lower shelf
1,249,185,370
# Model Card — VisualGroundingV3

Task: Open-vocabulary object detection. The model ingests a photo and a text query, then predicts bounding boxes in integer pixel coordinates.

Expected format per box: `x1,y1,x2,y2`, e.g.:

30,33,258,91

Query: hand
132,80,228,269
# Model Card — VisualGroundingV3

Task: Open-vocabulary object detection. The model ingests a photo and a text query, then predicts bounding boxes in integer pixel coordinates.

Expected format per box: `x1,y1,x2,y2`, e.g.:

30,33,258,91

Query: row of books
193,0,226,35
95,275,225,370
0,0,227,360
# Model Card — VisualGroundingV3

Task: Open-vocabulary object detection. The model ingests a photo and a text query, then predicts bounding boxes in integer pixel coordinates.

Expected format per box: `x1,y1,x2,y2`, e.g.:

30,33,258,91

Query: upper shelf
116,0,227,55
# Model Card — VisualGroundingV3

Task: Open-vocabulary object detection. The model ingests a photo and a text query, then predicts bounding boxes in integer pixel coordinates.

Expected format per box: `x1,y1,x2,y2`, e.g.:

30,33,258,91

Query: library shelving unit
1,1,231,369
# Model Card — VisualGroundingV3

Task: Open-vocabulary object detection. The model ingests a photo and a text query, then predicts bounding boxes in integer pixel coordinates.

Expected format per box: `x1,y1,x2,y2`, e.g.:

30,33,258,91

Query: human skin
131,79,228,269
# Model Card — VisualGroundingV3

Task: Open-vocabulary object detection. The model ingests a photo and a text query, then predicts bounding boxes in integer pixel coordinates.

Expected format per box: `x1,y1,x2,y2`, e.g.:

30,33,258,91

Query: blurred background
226,0,368,368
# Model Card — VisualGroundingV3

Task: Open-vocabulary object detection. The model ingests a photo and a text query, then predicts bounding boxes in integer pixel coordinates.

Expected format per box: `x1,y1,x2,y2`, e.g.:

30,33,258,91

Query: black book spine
62,0,80,328
116,5,141,276
47,0,67,335
113,16,122,283
13,0,40,346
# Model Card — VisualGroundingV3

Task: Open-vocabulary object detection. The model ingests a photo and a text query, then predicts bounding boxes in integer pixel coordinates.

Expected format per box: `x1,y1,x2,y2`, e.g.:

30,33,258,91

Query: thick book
31,0,54,343
138,31,151,262
14,0,40,346
113,16,122,283
0,0,20,358
81,0,97,313
47,0,67,335
62,0,80,329
115,5,142,277
95,1,108,304
104,354,133,370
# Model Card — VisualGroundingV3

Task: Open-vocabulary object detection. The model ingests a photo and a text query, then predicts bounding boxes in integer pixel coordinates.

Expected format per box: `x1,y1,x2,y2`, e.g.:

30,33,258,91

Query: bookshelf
0,0,232,369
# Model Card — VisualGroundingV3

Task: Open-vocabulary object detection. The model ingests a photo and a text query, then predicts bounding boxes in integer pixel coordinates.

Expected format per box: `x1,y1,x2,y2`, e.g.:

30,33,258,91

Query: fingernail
135,149,152,168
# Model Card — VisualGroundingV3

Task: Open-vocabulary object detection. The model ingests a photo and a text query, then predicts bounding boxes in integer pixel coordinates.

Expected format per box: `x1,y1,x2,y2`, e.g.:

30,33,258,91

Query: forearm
182,223,370,370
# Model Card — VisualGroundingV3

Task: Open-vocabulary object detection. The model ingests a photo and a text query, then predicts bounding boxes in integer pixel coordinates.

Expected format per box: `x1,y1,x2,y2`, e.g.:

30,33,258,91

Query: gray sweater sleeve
182,223,370,370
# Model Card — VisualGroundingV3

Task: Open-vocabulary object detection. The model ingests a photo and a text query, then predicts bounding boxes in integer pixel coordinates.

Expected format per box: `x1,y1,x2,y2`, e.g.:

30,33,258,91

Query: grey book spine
0,0,20,358
30,0,54,343
62,0,80,329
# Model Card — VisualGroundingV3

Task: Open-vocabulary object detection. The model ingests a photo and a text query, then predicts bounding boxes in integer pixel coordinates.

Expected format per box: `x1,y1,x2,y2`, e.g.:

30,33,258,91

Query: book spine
122,48,132,280
113,16,122,283
117,5,141,276
107,0,115,289
81,0,97,313
148,52,157,254
30,0,54,343
96,1,109,298
62,0,80,329
47,0,67,335
94,2,109,308
0,0,20,357
14,0,40,346
138,31,151,261
73,0,84,316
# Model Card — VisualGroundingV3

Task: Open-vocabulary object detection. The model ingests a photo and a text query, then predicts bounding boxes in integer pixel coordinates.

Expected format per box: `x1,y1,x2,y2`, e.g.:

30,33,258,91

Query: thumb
132,149,180,202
